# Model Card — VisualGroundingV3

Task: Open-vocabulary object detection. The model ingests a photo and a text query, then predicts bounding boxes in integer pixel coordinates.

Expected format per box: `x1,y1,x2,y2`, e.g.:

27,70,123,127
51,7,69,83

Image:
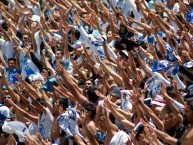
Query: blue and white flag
152,60,174,73
147,35,155,44
158,29,165,39
152,60,167,72
68,13,74,25
171,64,179,75
152,60,179,75
186,11,193,23
164,43,177,62
183,60,193,68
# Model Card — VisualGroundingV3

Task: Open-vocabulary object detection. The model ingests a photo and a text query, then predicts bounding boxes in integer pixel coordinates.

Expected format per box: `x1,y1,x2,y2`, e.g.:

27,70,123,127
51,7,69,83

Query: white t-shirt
57,109,82,145
38,108,54,138
107,44,117,61
28,122,38,135
1,41,15,62
110,130,131,145
25,117,38,135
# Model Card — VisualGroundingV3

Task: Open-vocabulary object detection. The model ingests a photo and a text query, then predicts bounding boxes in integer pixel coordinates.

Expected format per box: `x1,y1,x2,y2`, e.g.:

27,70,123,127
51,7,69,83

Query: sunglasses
4,96,11,99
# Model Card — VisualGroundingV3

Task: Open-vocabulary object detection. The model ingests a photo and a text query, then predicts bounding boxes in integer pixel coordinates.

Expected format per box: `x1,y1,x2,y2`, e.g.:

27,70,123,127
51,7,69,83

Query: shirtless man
155,100,193,145
180,101,193,145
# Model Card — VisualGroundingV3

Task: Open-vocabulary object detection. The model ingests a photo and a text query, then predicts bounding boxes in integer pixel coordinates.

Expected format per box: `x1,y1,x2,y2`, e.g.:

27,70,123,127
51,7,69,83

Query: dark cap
109,87,122,99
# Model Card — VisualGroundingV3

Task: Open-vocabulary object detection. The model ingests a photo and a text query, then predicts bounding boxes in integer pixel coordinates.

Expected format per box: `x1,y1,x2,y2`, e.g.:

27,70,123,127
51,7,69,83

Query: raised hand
39,31,44,41
152,25,159,35
15,73,22,82
73,13,80,26
128,17,134,23
147,43,156,55
95,90,105,99
143,83,149,92
112,33,121,42
94,54,101,63
6,98,14,106
116,56,124,69
55,62,64,76
133,74,143,87
36,132,43,142
7,134,16,145
104,95,112,108
160,84,167,97
130,90,139,104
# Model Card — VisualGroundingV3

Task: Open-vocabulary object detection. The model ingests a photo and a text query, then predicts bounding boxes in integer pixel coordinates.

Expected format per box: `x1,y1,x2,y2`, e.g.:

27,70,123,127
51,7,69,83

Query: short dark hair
7,58,16,63
56,48,64,55
36,98,45,106
166,86,176,98
71,30,81,40
87,86,99,103
85,102,96,120
85,78,94,85
59,97,69,110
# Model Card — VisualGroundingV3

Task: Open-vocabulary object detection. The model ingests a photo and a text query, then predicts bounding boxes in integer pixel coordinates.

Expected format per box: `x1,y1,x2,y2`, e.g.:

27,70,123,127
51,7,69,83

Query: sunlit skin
1,0,193,145
55,50,64,60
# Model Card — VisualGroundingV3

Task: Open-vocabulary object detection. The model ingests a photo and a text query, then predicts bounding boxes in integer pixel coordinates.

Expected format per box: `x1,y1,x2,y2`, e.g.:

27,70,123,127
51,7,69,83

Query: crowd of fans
0,0,193,144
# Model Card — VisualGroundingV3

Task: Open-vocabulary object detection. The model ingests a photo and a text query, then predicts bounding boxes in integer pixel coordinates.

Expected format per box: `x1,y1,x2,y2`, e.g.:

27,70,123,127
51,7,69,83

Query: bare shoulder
182,128,193,145
87,120,96,128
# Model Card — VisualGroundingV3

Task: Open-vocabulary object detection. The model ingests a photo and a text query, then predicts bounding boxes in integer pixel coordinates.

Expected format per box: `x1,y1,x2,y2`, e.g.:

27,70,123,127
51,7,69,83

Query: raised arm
40,90,53,114
55,63,88,105
160,85,183,121
103,107,118,134
14,87,37,113
39,31,55,57
107,99,135,129
96,56,123,87
1,68,20,103
155,129,177,145
15,73,40,100
52,0,67,11
116,59,133,89
137,94,164,130
62,29,70,60
6,98,38,125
